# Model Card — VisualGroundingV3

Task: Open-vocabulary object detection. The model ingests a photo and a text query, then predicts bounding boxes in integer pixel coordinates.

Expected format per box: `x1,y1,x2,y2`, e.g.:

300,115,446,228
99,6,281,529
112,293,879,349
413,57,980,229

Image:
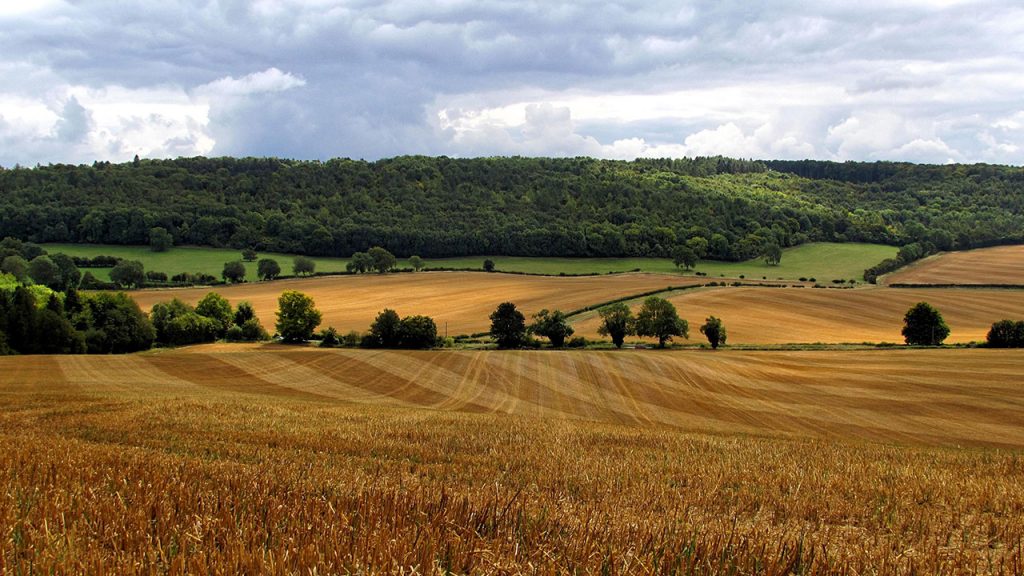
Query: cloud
1,1,1023,165
194,68,306,99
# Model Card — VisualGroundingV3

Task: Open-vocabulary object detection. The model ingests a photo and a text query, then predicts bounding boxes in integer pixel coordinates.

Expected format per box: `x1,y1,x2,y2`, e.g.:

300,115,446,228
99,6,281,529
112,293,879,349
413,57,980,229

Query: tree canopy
635,297,688,348
901,302,950,346
3,156,1019,260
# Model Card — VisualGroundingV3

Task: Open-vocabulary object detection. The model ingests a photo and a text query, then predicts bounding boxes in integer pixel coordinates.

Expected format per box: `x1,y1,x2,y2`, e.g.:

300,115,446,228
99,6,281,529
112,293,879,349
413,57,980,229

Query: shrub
567,336,587,348
320,327,340,348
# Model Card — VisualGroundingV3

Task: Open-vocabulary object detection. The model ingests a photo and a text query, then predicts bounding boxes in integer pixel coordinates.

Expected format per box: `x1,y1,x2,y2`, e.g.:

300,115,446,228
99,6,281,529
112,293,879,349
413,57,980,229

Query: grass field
42,241,896,282
129,271,694,337
885,245,1024,285
571,285,1024,345
1,346,1022,573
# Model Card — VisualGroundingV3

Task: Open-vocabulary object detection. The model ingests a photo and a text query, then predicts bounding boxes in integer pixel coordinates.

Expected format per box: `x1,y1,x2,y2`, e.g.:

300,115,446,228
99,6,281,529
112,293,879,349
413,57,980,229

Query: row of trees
4,156,1021,260
488,298,727,350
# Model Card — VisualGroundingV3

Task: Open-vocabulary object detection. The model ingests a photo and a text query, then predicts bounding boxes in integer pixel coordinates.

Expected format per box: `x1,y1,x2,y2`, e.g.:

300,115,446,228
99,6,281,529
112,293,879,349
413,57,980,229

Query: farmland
43,241,895,282
129,271,695,337
885,245,1024,285
571,285,1024,345
1,346,1023,573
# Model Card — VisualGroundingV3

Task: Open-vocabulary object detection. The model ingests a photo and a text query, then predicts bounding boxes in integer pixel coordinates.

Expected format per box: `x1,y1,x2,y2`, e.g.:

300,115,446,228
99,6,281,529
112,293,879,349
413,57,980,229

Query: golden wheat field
885,245,1024,285
129,271,693,336
571,285,1024,344
2,346,1024,574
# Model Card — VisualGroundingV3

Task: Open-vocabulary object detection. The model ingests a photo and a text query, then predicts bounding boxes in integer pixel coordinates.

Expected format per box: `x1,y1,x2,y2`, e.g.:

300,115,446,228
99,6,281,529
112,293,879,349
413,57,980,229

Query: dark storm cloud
1,0,1022,165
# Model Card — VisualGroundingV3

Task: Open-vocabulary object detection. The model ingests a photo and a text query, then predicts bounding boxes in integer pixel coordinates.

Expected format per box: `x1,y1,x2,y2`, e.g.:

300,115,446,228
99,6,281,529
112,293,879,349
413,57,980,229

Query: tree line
2,156,1021,261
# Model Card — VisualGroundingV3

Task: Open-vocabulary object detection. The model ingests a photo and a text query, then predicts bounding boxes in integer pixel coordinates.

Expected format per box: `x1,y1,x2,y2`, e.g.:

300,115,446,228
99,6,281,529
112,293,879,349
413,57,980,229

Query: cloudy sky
2,0,1023,166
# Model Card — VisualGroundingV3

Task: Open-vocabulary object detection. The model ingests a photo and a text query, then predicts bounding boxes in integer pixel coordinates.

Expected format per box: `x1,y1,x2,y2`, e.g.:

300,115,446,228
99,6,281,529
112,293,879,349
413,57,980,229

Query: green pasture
41,242,896,283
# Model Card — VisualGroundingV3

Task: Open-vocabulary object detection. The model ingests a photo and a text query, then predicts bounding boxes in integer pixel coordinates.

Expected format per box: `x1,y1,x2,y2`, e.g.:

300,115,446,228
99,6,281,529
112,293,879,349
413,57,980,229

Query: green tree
234,301,257,326
241,248,258,262
150,299,219,346
28,255,62,290
671,245,697,270
49,253,81,290
293,256,316,276
319,326,340,347
275,290,322,342
762,242,783,266
686,236,709,259
409,255,424,271
699,316,727,349
398,315,438,349
109,260,145,288
635,296,688,348
597,302,635,348
489,302,527,348
987,320,1024,348
1,255,29,283
528,309,574,348
80,292,155,353
196,292,234,337
365,308,401,348
257,258,281,280
149,226,173,252
483,259,496,272
368,246,397,273
902,302,950,346
347,252,373,273
222,260,246,283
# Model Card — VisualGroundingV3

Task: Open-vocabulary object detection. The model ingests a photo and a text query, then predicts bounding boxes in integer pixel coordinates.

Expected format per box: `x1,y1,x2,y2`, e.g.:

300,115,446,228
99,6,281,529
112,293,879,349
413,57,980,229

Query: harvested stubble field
572,285,1024,344
128,271,694,336
885,245,1024,285
2,346,1024,574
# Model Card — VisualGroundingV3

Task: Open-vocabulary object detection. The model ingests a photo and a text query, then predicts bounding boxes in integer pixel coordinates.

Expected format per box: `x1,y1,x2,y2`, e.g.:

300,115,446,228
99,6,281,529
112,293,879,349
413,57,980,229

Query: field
128,271,694,337
885,245,1024,285
1,346,1022,573
571,285,1024,345
43,241,896,281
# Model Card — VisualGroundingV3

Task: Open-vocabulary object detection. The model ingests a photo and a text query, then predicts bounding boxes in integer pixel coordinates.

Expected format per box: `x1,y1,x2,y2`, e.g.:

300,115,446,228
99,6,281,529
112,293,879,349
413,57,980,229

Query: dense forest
1,156,1021,259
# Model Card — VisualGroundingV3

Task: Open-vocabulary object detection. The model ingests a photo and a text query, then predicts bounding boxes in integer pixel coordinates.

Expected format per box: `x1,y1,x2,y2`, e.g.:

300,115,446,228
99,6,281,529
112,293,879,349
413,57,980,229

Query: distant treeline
1,155,1022,259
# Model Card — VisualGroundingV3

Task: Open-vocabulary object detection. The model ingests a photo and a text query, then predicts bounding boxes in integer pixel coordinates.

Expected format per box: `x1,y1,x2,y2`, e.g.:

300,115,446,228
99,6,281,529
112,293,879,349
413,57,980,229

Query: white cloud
195,68,306,99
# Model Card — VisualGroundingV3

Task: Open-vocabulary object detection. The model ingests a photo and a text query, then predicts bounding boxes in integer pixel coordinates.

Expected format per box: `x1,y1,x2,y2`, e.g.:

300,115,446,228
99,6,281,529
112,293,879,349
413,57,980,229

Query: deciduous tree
635,296,688,348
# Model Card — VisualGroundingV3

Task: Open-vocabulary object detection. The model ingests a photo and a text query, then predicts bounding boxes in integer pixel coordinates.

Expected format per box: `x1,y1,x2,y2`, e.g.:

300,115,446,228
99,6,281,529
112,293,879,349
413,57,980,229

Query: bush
257,258,281,281
342,330,361,347
293,256,316,276
225,324,245,342
567,336,587,348
398,315,437,349
320,327,340,347
222,260,246,283
146,271,169,283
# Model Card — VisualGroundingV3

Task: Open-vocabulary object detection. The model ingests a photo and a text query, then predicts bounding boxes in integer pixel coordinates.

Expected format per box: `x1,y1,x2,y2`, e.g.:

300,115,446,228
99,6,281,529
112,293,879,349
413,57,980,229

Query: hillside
885,245,1024,285
3,156,1023,260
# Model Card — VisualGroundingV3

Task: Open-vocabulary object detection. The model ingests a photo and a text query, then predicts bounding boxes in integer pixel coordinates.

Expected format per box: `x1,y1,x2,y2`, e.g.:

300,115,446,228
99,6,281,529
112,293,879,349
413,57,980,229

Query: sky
1,0,1023,166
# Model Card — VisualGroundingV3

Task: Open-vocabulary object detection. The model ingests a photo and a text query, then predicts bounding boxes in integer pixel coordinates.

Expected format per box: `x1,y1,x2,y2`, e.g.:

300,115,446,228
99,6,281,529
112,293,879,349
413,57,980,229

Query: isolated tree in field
276,290,322,343
368,246,397,273
671,245,697,271
109,260,145,288
365,308,401,348
986,319,1024,348
762,243,783,266
901,302,950,346
398,315,438,349
257,258,281,280
699,316,727,349
409,255,424,271
241,248,258,262
635,296,688,348
597,302,635,348
222,260,246,283
489,302,527,348
28,255,62,290
348,252,373,273
149,227,173,252
483,259,495,272
293,256,316,276
529,309,574,348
